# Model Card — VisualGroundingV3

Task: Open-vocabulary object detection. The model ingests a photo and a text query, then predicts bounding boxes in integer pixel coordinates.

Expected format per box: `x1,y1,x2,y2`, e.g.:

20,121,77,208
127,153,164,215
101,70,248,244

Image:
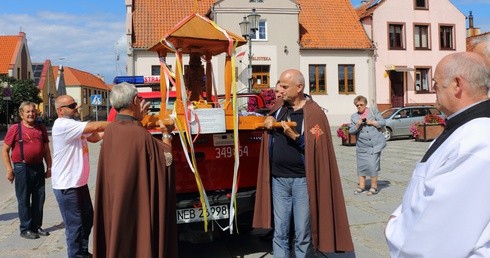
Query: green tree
0,76,43,125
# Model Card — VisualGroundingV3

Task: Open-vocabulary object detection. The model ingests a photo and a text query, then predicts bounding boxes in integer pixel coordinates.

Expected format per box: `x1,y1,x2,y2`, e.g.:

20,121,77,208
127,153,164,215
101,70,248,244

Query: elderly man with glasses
2,102,52,240
51,95,109,258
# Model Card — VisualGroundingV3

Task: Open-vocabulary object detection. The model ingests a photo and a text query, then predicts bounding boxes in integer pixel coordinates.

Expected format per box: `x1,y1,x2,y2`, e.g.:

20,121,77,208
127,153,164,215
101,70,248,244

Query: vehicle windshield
144,98,175,116
381,108,399,119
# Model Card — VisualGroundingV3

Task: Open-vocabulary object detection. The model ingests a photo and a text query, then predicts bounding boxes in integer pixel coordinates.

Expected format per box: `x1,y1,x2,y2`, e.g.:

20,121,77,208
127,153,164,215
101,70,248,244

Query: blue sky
1,0,489,84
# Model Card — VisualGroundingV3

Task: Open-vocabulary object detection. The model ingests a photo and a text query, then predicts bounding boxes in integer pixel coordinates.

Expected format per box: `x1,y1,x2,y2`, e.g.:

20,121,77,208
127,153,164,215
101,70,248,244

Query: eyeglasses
356,103,365,107
60,102,78,109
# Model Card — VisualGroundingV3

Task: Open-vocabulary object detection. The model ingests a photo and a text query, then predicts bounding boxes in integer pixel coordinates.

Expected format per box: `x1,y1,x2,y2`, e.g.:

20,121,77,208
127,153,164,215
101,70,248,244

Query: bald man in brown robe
93,82,177,258
253,69,353,256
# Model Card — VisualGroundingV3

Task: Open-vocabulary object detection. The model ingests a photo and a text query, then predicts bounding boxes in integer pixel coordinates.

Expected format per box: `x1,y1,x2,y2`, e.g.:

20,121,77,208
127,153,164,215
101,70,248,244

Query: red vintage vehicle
112,12,286,243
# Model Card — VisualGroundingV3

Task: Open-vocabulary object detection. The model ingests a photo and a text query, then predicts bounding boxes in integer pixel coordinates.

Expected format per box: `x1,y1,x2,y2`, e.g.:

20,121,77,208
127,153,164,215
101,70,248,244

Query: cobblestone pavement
0,131,431,258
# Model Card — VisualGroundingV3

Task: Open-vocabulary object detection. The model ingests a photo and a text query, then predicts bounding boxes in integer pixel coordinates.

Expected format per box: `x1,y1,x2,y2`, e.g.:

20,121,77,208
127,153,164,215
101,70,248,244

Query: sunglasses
356,104,365,107
61,102,78,109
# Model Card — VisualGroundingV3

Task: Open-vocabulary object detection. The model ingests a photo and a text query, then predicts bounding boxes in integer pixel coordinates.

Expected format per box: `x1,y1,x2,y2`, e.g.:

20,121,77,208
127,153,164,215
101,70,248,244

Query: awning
385,65,415,72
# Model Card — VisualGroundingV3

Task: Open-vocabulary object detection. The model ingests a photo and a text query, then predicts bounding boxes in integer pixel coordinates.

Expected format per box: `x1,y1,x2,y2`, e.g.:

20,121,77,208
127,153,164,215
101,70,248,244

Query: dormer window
415,0,428,10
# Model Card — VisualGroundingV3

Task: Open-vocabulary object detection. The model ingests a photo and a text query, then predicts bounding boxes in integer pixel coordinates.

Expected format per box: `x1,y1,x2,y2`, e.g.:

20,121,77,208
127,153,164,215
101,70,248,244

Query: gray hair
472,34,490,45
472,34,490,60
110,82,138,110
18,101,36,115
353,95,368,105
443,52,489,95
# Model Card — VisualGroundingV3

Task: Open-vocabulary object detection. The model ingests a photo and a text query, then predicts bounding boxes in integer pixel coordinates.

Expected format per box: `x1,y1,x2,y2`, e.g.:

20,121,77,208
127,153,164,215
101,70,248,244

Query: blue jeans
54,185,93,258
272,177,312,258
13,163,46,233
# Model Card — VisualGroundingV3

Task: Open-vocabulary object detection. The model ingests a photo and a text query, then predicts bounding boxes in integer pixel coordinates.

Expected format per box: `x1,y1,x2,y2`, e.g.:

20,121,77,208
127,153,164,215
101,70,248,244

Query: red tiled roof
54,66,109,91
298,0,372,49
132,0,214,49
356,0,385,20
132,0,371,50
0,33,23,74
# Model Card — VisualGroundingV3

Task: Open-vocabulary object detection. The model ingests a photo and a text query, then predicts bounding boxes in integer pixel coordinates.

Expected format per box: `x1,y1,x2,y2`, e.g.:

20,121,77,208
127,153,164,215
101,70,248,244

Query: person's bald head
472,35,490,66
433,52,489,115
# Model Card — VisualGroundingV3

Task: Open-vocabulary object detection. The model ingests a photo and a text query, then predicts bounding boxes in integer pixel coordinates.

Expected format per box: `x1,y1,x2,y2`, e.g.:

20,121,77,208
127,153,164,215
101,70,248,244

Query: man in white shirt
385,52,490,257
51,95,108,258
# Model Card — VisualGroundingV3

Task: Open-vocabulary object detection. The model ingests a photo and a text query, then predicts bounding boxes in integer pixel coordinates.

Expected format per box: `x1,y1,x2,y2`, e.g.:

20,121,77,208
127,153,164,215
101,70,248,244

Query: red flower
410,114,445,138
336,123,350,141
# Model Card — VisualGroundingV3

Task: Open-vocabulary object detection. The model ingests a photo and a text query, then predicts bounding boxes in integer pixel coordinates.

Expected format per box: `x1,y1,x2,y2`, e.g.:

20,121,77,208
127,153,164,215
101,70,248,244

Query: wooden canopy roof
149,13,247,57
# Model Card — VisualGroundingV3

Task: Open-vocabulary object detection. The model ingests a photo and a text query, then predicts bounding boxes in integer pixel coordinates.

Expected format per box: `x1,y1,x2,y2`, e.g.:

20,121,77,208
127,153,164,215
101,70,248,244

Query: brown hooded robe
253,99,354,253
93,118,177,258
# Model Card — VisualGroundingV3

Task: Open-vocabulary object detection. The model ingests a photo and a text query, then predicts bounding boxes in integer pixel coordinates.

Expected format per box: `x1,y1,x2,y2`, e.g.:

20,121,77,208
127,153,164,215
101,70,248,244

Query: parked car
381,106,445,140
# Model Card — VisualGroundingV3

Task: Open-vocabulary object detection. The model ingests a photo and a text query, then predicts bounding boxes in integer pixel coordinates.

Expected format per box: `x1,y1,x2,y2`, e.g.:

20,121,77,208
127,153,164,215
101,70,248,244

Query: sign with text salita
190,108,226,134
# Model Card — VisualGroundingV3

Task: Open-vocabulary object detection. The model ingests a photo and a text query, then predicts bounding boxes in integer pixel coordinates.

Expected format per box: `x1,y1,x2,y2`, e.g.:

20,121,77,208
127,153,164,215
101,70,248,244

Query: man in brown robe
93,82,177,258
253,69,354,256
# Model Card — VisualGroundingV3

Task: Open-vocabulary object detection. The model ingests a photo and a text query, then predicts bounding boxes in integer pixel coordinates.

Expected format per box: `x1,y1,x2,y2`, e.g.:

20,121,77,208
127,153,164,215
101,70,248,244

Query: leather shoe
35,228,50,236
20,230,40,239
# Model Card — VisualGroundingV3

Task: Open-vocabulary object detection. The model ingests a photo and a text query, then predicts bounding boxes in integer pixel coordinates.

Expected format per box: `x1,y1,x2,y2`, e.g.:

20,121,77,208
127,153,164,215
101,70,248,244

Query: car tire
383,128,392,141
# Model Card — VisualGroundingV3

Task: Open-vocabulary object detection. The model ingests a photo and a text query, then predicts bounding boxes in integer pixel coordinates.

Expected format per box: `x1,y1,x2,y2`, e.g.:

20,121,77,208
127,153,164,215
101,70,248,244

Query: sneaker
34,228,50,236
20,230,40,239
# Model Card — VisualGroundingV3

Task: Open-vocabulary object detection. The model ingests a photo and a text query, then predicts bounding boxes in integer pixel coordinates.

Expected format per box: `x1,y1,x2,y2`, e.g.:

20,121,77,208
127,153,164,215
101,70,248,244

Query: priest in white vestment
385,52,490,257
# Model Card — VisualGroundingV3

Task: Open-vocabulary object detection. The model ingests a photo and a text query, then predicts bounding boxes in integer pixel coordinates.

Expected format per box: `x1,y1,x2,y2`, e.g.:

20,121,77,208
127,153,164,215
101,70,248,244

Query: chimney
469,11,474,28
466,11,481,37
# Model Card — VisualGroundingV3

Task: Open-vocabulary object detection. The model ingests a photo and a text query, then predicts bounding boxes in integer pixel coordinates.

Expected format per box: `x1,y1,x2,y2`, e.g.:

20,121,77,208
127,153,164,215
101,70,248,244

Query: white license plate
176,205,229,224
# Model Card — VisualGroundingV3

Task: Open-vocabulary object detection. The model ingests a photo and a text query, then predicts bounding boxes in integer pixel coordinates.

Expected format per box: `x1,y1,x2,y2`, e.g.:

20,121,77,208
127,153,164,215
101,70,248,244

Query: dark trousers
54,185,93,258
13,162,46,233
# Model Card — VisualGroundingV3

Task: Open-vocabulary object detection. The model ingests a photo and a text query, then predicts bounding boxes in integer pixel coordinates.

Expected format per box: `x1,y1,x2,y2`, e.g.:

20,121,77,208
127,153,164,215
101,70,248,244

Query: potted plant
337,123,356,146
410,114,445,142
247,88,276,112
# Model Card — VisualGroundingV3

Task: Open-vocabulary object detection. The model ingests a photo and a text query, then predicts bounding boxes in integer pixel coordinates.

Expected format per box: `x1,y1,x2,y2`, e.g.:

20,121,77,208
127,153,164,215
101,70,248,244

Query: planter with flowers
247,88,276,112
337,123,356,146
409,114,445,142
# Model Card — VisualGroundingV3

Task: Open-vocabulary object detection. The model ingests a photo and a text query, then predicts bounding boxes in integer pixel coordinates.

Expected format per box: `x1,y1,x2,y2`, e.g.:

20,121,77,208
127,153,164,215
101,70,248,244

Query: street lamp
239,8,261,93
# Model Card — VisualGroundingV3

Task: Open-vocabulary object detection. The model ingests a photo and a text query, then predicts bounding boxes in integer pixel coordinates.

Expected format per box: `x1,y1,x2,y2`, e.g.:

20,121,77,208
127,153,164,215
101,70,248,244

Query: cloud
0,11,126,83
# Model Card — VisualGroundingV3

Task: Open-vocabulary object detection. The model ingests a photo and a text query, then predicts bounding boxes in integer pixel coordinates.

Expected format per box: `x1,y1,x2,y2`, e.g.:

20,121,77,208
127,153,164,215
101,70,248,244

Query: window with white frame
252,20,267,41
415,67,431,93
